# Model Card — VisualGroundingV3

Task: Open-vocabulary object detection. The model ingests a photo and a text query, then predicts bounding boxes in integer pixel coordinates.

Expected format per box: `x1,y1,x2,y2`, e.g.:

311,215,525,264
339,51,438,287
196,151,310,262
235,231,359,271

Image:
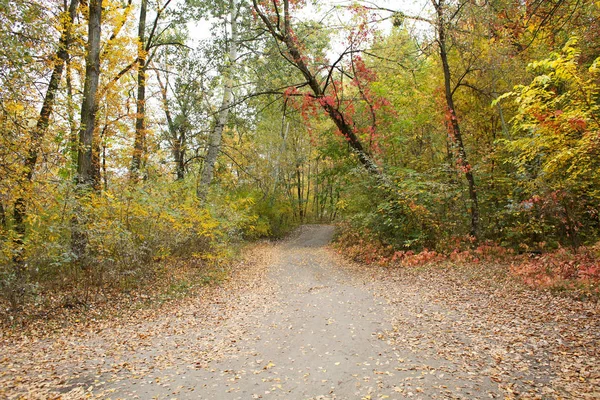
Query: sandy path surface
101,225,498,399
1,225,598,399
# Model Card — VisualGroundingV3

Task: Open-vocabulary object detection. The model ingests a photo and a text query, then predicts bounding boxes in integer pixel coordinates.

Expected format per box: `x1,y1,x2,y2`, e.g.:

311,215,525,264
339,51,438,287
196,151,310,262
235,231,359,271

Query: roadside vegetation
1,0,599,326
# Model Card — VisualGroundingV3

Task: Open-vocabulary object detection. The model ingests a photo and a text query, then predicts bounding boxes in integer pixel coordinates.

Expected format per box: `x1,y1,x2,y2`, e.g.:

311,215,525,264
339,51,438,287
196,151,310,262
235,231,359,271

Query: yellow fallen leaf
264,362,275,370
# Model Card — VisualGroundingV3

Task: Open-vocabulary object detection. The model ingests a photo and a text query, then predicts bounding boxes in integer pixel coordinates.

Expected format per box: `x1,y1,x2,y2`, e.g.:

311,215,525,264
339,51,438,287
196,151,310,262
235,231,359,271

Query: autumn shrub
333,223,393,264
246,194,296,238
334,222,447,267
335,220,599,296
494,40,600,250
510,245,600,293
214,187,297,240
337,167,470,253
334,224,449,267
335,218,516,268
0,178,279,310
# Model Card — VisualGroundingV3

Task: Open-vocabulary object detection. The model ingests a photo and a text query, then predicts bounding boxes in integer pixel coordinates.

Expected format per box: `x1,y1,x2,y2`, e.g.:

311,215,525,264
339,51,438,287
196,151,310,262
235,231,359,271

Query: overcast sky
186,0,432,45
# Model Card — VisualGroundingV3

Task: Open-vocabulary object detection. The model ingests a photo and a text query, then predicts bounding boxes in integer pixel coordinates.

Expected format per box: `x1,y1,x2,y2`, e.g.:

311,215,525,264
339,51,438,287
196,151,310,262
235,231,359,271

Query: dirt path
1,225,599,399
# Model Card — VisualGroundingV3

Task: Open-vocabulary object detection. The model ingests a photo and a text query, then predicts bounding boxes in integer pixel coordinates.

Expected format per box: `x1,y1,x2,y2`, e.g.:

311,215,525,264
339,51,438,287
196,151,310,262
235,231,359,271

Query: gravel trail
2,225,598,399
103,225,499,399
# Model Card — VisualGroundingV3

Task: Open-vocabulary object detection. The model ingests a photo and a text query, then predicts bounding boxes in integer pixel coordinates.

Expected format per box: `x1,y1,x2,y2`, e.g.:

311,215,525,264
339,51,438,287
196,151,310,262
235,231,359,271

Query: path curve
2,225,598,399
105,225,498,399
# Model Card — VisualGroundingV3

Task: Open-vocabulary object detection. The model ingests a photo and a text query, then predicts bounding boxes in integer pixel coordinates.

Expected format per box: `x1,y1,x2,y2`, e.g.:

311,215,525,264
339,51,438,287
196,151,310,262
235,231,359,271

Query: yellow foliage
497,38,600,195
0,176,269,290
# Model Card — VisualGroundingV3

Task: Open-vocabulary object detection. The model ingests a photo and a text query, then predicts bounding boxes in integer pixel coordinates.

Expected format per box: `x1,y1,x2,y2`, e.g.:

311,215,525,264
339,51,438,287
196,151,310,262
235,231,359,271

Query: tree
155,46,209,181
12,0,80,266
72,0,102,260
431,0,480,238
77,0,102,188
197,0,239,200
251,0,384,179
130,0,176,181
130,0,149,179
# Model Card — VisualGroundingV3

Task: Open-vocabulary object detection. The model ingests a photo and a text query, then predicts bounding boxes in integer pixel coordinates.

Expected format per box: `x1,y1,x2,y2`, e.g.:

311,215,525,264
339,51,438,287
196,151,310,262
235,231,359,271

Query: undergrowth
333,222,600,299
0,178,294,327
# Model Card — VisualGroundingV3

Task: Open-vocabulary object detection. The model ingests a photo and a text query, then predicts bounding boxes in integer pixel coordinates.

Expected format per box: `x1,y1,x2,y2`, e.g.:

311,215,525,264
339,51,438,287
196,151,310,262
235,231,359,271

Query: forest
1,0,599,317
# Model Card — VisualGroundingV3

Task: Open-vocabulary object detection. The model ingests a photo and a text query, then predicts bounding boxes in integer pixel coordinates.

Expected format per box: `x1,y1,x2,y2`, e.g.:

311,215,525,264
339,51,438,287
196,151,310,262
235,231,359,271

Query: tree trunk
12,0,79,266
174,134,185,180
76,0,102,187
296,163,303,221
0,202,6,232
304,160,311,220
271,109,288,197
66,58,78,170
197,0,238,201
434,0,480,238
73,0,102,260
130,0,147,180
102,140,108,190
252,0,385,183
156,71,186,180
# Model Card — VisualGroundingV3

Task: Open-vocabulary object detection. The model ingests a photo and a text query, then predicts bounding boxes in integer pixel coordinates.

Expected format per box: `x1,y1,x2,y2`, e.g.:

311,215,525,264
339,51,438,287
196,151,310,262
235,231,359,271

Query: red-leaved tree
252,0,392,183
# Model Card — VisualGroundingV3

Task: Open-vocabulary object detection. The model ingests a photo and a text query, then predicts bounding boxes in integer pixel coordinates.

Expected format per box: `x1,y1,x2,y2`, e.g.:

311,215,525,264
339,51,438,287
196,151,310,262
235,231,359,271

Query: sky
186,0,433,45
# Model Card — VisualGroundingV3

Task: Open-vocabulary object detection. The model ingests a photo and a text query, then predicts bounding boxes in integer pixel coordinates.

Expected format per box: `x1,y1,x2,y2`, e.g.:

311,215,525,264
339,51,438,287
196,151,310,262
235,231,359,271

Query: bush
0,177,284,310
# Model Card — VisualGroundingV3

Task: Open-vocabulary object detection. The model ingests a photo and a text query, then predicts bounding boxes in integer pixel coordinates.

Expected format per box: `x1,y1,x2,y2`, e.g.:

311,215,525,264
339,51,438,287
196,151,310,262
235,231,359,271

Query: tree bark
72,0,102,261
252,0,384,182
295,162,303,221
66,57,78,169
304,160,311,220
12,0,79,265
0,202,6,232
156,70,186,180
197,0,238,201
271,117,288,197
433,0,480,238
76,0,102,188
130,0,147,180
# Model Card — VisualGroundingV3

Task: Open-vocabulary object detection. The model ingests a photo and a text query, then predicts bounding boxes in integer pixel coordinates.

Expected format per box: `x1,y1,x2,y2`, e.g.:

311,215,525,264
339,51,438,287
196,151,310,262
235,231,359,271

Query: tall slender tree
130,0,175,181
76,0,103,188
432,0,480,238
197,0,239,200
72,0,102,260
130,0,148,180
13,0,80,264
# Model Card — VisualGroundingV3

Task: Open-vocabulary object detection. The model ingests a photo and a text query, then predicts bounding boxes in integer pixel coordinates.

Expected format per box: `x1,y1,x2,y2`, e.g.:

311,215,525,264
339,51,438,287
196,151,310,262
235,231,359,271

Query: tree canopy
1,0,599,308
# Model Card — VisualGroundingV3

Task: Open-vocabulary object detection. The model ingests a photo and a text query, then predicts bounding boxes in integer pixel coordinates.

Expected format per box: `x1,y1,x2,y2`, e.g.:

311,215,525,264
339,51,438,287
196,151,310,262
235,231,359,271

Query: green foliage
334,27,473,252
0,177,285,307
497,39,600,188
208,187,293,240
2,0,600,312
339,30,600,254
339,167,471,252
495,38,600,248
247,194,296,238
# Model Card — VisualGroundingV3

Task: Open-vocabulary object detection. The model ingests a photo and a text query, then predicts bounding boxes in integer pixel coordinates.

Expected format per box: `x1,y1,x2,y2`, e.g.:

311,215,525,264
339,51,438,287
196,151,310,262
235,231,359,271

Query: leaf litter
0,225,598,399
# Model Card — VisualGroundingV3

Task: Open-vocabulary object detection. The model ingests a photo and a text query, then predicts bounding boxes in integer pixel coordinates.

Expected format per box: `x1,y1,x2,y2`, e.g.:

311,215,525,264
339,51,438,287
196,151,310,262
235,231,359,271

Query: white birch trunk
197,0,238,201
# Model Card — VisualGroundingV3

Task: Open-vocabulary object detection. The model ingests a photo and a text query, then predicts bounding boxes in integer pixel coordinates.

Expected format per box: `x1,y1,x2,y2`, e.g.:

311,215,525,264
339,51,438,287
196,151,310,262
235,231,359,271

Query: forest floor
1,225,599,399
